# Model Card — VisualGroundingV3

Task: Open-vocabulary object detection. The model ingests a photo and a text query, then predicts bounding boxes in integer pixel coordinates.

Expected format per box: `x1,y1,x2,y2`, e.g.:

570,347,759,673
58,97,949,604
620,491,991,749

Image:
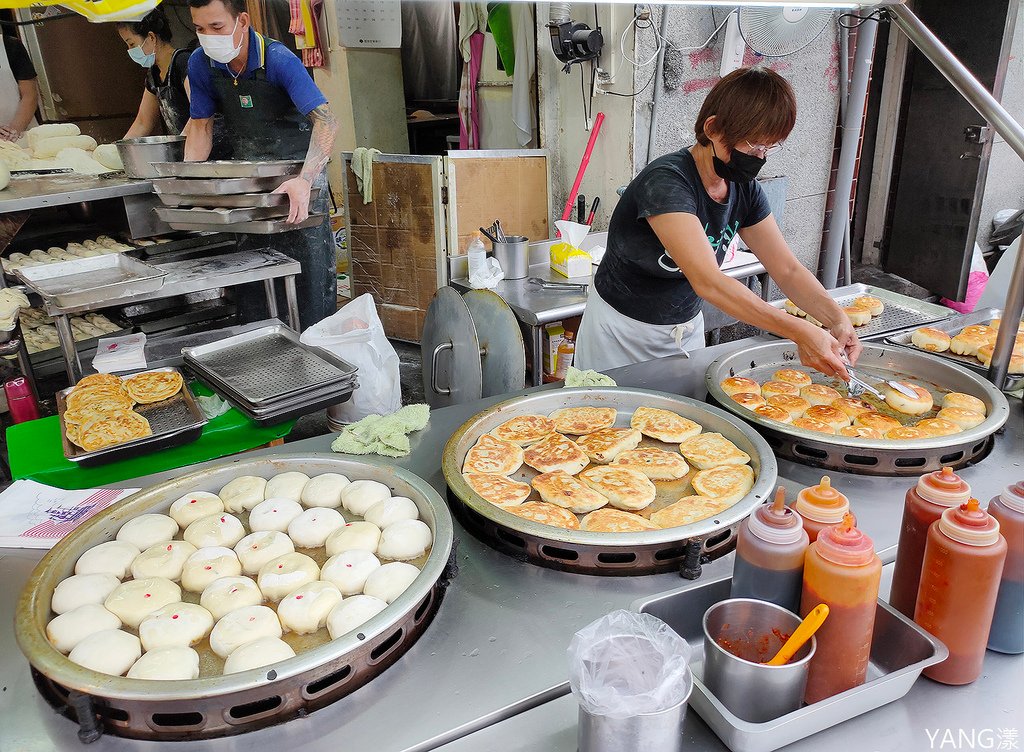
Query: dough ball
364,497,419,529
223,636,296,675
327,595,388,640
169,492,224,528
68,629,141,676
127,647,200,680
75,540,141,578
325,521,381,557
277,581,343,634
248,498,304,533
264,472,310,502
184,513,246,549
46,604,121,653
130,540,197,581
116,514,179,550
844,305,872,327
363,562,420,604
139,602,214,651
104,577,182,629
51,573,121,614
209,605,281,659
321,549,381,595
181,547,242,593
219,476,268,513
300,473,351,508
257,552,320,601
235,531,295,575
287,507,346,548
341,480,392,516
377,519,432,562
200,576,264,620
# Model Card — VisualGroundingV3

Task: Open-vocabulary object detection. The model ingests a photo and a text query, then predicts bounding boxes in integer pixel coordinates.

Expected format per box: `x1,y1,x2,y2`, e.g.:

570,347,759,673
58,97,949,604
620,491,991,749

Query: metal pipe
820,12,878,288
987,246,1023,387
838,21,852,286
889,4,1024,160
646,5,672,166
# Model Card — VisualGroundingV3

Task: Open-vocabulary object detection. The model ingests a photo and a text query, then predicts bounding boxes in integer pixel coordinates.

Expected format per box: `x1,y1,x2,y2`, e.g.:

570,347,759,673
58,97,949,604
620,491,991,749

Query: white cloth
511,3,536,147
458,2,488,59
575,287,705,372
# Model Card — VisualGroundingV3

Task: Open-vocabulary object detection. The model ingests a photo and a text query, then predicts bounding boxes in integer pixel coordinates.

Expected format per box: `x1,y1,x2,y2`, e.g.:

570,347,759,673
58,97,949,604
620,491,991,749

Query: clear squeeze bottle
988,482,1024,654
889,467,971,618
731,487,809,614
793,476,850,543
916,499,1007,684
801,513,882,704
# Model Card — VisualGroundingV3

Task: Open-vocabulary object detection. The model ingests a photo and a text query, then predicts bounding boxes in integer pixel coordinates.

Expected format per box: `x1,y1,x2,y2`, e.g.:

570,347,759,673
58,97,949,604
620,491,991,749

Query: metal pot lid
463,289,526,398
422,287,483,408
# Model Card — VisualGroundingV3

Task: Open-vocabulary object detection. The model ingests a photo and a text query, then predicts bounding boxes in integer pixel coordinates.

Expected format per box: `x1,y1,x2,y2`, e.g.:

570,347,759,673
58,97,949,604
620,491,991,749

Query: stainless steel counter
1,337,1021,752
0,175,153,214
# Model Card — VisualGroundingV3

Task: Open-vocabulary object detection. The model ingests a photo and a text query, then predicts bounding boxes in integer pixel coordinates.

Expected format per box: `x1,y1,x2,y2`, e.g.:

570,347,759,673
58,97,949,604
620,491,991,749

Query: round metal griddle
15,454,454,742
443,387,778,576
706,342,1011,476
463,289,526,398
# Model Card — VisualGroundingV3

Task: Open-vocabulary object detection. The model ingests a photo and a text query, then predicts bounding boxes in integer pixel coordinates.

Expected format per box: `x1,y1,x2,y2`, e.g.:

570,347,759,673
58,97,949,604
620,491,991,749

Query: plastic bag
299,293,401,422
568,610,692,720
469,256,505,290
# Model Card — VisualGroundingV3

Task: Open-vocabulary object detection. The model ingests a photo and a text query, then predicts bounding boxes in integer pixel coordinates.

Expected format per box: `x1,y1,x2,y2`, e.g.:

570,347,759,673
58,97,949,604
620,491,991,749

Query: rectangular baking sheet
13,254,166,308
884,308,1022,392
153,176,286,196
163,214,325,234
152,189,321,209
151,160,303,179
634,576,947,752
57,367,207,466
768,283,953,340
154,206,289,225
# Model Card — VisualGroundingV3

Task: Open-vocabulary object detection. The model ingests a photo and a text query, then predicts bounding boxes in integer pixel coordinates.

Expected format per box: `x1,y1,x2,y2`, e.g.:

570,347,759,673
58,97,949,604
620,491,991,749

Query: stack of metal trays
182,323,358,426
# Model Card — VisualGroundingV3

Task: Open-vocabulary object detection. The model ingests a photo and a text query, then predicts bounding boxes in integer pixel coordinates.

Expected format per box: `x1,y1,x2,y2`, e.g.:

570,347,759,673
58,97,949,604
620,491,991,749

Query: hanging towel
511,3,536,146
458,31,484,149
302,0,325,67
350,147,381,204
487,3,515,74
458,2,488,59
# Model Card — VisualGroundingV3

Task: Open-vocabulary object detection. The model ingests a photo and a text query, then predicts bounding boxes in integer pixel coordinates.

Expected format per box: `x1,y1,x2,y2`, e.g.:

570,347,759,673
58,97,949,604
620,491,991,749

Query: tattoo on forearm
301,104,339,182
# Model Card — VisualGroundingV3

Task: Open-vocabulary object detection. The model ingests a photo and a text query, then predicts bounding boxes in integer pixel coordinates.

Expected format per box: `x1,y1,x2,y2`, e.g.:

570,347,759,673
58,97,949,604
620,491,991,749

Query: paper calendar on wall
335,0,402,49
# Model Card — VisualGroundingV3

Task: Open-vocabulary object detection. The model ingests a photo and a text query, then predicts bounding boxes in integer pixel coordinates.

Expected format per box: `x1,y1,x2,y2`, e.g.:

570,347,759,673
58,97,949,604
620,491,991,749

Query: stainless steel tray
634,575,947,752
443,387,777,575
153,175,286,196
14,254,166,308
181,323,358,405
155,206,288,224
56,367,207,466
768,284,953,340
151,160,303,179
155,192,289,209
884,308,1023,392
15,454,454,741
164,214,325,234
706,342,1011,475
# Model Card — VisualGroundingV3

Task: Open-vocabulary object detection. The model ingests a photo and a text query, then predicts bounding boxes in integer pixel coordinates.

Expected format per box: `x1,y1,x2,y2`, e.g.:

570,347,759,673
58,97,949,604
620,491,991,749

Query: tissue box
543,323,565,375
550,242,592,279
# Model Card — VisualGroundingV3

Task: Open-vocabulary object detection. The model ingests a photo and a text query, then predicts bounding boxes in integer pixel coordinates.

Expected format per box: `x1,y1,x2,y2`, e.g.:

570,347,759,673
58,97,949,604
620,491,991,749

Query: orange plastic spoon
767,603,830,666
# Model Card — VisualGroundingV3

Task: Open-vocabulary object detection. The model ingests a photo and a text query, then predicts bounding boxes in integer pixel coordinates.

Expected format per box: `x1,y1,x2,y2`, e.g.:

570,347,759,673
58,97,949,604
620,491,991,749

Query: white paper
554,220,591,249
92,332,147,373
0,480,139,549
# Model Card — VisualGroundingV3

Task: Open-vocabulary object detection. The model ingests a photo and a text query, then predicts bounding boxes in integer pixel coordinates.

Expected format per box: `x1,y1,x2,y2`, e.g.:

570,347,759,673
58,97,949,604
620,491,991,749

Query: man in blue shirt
185,0,339,329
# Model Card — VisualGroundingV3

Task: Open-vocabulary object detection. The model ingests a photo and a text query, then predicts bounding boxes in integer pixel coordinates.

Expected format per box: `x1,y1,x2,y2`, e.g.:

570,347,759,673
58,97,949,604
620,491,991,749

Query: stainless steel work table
0,175,154,215
1,337,1021,752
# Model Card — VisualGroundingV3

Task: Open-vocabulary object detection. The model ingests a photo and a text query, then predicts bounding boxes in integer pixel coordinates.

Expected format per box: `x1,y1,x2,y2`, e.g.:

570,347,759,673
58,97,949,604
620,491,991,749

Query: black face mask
711,143,766,183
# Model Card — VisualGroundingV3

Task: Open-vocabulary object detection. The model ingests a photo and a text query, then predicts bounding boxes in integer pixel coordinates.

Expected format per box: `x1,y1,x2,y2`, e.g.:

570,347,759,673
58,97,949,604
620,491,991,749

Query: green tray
7,384,294,490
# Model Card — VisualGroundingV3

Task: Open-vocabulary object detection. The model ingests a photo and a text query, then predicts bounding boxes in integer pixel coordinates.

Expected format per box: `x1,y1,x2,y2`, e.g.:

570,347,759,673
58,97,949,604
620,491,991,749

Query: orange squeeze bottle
793,477,850,543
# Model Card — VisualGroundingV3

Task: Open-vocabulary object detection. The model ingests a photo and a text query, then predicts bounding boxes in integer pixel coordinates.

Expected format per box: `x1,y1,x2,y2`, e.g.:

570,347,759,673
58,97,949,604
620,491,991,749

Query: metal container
702,599,813,723
492,236,530,280
155,189,319,209
155,206,288,225
115,136,185,179
14,254,167,308
705,341,1010,475
163,214,326,234
635,576,948,752
15,454,455,741
153,175,287,196
578,686,692,752
151,159,303,179
443,387,778,576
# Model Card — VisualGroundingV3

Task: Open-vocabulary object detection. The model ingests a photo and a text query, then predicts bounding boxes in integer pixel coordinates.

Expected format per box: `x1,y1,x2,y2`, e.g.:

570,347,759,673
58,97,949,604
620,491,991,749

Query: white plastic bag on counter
300,293,401,423
568,609,692,719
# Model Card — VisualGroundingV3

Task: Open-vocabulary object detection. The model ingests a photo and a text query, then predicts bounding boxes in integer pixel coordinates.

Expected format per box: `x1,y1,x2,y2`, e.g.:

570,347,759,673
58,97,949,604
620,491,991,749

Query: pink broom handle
560,112,605,223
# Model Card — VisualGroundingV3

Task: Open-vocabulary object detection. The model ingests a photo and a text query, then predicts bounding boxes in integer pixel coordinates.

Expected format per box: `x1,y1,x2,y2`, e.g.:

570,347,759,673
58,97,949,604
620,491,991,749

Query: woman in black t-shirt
576,68,861,380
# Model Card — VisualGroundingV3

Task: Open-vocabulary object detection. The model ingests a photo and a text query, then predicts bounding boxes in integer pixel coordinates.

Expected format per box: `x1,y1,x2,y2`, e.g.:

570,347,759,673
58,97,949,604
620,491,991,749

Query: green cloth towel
331,404,430,458
564,366,617,388
487,3,515,75
350,147,382,204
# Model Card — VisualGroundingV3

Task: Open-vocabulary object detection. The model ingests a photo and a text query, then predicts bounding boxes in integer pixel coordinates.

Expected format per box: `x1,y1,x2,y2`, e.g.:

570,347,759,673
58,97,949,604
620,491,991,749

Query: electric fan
738,6,835,57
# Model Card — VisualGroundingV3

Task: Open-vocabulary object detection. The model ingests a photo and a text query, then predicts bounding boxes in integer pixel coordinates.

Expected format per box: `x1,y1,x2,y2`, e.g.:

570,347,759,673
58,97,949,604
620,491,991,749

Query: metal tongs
842,354,918,401
528,277,589,292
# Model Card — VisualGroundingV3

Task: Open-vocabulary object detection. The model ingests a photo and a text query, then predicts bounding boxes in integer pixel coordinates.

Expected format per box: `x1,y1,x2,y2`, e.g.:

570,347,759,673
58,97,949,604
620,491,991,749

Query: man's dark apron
154,48,232,159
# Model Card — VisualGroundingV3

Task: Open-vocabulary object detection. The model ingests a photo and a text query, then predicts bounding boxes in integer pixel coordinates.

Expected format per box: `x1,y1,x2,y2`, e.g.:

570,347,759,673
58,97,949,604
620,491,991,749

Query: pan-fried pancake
531,471,608,514
800,384,843,407
490,414,556,446
66,385,133,412
792,417,835,434
913,418,962,437
124,371,184,404
63,403,132,427
804,405,853,430
832,397,875,419
731,392,766,410
75,373,122,389
611,448,689,481
760,381,800,399
886,426,929,440
836,425,882,439
523,433,589,475
463,473,531,507
549,407,617,435
65,422,82,448
630,407,702,443
580,508,659,533
753,404,792,424
578,466,656,511
854,412,901,432
650,496,732,529
505,502,580,530
78,412,152,452
678,432,750,470
462,434,524,475
766,394,811,420
691,464,755,505
575,427,642,463
773,368,813,387
720,376,761,396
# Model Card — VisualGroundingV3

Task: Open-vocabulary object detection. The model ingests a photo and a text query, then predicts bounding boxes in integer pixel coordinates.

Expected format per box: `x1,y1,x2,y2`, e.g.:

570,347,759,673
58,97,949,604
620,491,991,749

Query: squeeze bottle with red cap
916,499,1006,684
731,486,809,614
889,467,971,618
988,482,1024,654
801,513,882,703
793,476,849,543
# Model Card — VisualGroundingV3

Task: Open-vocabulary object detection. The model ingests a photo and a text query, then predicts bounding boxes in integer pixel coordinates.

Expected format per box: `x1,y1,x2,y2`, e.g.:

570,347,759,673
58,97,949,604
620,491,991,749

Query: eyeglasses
744,140,785,158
